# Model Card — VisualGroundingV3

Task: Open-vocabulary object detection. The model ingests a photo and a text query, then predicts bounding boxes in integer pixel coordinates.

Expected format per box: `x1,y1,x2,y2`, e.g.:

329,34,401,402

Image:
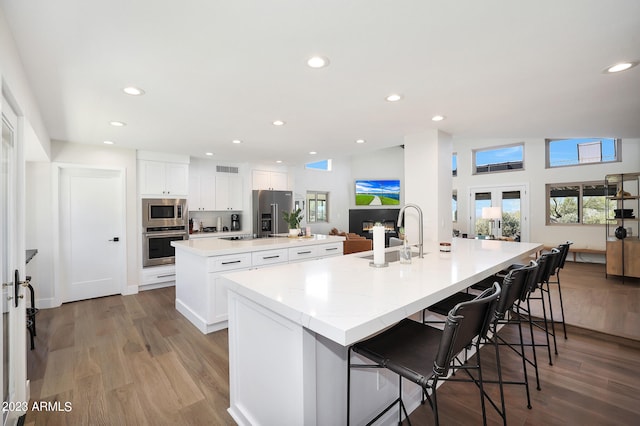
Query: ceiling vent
216,165,239,174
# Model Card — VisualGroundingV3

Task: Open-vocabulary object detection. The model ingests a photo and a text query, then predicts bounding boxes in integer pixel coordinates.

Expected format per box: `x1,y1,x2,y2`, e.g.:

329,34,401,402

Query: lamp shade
481,206,502,220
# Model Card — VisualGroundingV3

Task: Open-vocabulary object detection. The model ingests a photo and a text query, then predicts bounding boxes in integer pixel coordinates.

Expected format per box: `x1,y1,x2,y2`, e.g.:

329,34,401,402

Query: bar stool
425,261,539,410
546,241,572,341
347,284,501,426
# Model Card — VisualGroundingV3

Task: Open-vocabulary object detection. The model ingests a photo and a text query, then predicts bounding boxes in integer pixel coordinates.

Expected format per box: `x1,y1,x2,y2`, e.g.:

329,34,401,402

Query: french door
470,184,529,242
2,95,26,425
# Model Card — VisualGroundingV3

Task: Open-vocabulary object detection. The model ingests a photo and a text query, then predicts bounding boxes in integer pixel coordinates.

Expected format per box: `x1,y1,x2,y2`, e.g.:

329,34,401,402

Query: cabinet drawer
141,265,176,285
288,246,319,262
317,242,343,257
252,249,289,267
207,253,252,272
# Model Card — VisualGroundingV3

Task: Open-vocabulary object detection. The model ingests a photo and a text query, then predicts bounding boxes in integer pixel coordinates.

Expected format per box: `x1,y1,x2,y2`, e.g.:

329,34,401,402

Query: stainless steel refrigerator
252,190,293,238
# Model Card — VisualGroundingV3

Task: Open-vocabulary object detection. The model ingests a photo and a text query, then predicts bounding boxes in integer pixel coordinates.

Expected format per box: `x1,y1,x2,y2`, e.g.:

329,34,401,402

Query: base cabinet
606,239,640,278
175,241,343,333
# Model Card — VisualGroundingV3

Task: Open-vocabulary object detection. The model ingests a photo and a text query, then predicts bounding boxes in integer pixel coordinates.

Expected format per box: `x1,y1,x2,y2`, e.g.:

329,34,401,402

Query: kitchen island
171,234,345,333
220,238,542,425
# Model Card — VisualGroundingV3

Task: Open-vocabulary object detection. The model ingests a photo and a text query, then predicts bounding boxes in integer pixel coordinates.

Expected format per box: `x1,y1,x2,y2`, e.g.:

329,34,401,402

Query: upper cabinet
252,169,288,190
190,166,217,211
216,173,243,210
139,160,189,197
189,158,244,211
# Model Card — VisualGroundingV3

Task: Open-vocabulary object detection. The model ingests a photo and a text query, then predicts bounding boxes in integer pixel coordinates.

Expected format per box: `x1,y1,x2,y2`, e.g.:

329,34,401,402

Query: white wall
452,138,640,254
287,146,405,235
0,7,50,161
289,156,353,234
26,141,138,307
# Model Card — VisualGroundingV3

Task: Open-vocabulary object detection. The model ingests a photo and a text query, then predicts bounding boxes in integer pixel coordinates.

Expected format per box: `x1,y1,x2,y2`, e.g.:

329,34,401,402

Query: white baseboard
175,298,227,334
122,285,139,296
34,297,59,309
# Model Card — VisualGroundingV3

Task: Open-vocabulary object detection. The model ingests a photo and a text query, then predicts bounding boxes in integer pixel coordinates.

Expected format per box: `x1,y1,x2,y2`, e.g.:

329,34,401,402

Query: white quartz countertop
172,234,346,256
221,238,542,346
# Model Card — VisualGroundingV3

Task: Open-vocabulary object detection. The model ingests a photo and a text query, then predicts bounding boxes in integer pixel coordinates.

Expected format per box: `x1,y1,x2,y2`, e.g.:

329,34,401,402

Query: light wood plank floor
24,262,639,425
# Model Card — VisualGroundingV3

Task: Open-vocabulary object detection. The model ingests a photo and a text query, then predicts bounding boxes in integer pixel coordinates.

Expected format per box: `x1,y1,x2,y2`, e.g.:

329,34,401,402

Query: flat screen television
355,179,400,205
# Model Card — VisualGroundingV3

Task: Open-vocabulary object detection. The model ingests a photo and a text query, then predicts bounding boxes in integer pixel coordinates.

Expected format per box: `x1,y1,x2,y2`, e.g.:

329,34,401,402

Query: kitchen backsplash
188,211,238,231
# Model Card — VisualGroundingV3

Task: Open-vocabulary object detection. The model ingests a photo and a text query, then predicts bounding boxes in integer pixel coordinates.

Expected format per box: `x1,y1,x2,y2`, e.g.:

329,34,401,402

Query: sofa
329,228,373,254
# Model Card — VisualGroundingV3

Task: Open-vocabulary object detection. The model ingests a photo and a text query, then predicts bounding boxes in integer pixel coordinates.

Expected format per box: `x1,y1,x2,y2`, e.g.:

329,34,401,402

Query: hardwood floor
25,262,639,425
25,287,235,426
527,261,639,341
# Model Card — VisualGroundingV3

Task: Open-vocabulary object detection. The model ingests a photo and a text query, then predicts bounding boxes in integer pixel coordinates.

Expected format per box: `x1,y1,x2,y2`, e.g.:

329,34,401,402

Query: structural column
403,130,453,244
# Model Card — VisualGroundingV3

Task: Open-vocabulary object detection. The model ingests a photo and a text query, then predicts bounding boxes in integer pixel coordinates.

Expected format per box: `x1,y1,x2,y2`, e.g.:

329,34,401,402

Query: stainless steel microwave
142,198,187,228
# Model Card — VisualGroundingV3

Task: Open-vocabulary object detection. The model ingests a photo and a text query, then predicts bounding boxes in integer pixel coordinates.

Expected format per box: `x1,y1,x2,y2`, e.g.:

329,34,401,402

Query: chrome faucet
397,203,424,258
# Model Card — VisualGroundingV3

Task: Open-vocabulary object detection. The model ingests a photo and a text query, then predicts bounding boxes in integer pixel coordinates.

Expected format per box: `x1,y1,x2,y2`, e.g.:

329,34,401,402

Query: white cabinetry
216,173,243,210
252,248,289,267
174,239,343,333
189,166,216,211
140,264,176,289
252,170,288,190
139,160,189,197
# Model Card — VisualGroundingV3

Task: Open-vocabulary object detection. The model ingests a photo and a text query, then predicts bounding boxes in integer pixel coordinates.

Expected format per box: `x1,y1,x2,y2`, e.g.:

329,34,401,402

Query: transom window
546,182,616,225
452,190,458,222
452,153,457,177
306,191,328,223
305,159,332,171
473,143,524,174
546,138,620,168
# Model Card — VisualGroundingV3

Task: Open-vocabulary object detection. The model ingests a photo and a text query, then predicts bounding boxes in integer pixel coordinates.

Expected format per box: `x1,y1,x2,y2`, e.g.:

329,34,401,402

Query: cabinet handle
157,273,176,278
222,260,242,265
297,251,312,255
325,247,338,251
262,255,280,260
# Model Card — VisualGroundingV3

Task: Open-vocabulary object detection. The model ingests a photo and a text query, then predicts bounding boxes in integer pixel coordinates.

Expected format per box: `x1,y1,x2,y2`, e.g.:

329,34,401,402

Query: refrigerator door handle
272,203,278,235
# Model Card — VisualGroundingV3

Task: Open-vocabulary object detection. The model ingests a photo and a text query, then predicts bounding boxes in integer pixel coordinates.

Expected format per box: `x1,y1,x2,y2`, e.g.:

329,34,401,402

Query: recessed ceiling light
205,152,213,156
232,139,242,144
103,140,114,145
386,94,403,102
109,121,126,127
123,86,145,96
276,160,283,163
356,139,366,144
604,61,638,73
432,115,445,122
272,120,286,126
307,56,330,68
309,151,317,155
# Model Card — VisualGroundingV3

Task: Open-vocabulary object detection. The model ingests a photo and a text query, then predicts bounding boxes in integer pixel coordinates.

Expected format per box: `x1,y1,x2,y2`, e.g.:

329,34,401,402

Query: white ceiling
2,0,640,165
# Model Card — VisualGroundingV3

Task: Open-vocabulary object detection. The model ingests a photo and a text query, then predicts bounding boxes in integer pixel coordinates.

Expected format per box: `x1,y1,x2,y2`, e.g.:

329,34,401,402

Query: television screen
355,179,400,205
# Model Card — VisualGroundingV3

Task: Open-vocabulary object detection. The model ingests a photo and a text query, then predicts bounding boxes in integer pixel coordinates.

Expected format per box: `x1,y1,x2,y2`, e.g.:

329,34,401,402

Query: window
452,190,458,222
546,138,620,168
452,153,457,177
305,159,332,171
306,191,328,223
473,143,524,174
546,182,616,225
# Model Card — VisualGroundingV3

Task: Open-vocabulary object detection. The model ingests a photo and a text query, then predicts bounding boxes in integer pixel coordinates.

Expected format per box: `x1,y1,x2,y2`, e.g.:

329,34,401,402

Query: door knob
109,237,120,242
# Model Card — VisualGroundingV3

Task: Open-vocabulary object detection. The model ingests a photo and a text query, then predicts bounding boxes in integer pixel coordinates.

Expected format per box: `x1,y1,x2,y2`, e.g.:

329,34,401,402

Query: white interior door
470,184,529,242
59,168,125,302
2,95,26,425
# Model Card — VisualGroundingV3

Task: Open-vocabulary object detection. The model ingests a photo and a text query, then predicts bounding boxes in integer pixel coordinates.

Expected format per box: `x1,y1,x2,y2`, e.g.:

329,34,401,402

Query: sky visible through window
476,145,523,167
549,138,616,167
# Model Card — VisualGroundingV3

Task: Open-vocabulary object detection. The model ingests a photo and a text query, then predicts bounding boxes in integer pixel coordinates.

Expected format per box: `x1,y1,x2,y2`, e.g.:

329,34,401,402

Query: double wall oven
142,198,188,267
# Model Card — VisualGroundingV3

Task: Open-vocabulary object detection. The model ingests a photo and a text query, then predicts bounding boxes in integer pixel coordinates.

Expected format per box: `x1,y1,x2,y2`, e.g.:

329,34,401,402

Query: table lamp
481,206,502,239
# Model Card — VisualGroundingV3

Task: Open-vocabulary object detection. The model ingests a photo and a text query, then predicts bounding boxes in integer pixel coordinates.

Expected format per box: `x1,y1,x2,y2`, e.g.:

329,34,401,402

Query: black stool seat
471,275,499,291
428,292,476,316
